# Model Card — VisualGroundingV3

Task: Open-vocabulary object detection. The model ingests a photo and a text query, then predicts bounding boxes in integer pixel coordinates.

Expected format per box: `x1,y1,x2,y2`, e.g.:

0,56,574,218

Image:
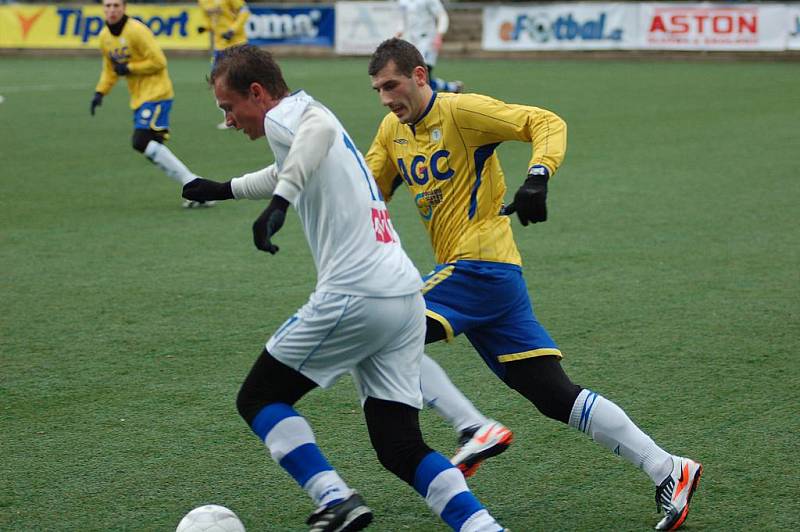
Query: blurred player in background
90,0,211,208
181,44,505,532
196,0,250,128
396,0,463,93
366,38,702,531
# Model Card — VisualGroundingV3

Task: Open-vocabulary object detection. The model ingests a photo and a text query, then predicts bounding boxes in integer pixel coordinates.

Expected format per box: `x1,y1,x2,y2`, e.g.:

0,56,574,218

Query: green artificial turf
1,55,798,531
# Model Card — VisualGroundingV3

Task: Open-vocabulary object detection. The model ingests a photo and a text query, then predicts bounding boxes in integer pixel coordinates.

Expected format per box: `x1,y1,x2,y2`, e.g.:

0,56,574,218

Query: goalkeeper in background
90,0,210,209
197,0,250,129
365,38,702,531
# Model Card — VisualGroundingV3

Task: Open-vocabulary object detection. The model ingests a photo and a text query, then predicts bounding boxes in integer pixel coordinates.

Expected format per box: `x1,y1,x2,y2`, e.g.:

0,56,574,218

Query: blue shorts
422,260,560,378
133,99,172,131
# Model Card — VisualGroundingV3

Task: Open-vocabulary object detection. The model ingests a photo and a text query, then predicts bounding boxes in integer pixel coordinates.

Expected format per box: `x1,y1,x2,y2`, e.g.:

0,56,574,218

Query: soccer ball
175,504,246,532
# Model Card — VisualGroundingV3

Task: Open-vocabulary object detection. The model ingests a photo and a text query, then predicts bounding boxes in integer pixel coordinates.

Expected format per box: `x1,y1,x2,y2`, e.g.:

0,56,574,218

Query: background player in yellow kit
196,0,250,128
366,38,702,531
197,0,249,61
90,0,209,208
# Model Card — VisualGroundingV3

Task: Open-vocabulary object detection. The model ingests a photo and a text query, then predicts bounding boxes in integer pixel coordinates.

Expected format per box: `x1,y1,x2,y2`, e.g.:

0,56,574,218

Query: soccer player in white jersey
396,0,463,93
366,38,703,531
182,45,505,532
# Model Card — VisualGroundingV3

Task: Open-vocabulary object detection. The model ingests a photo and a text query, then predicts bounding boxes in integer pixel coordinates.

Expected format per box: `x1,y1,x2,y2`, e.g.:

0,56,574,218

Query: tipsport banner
0,4,208,49
640,3,788,51
482,3,639,51
0,4,335,49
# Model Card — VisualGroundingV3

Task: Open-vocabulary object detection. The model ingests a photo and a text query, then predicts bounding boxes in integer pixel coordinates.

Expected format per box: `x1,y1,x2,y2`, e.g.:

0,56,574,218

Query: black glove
112,61,130,76
221,29,234,41
252,195,289,255
90,92,103,116
197,26,207,34
182,178,234,202
503,165,550,226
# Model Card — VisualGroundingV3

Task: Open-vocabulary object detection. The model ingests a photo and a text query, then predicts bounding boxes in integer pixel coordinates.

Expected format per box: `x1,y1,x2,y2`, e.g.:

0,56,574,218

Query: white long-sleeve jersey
231,90,422,298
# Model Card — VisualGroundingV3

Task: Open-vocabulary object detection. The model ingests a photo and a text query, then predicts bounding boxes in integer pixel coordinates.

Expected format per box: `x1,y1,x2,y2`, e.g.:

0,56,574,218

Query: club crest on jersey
431,128,442,142
109,46,129,63
414,188,443,221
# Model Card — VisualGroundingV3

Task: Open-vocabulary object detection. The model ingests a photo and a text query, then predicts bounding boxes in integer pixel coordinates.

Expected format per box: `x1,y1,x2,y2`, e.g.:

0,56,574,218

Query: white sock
461,509,503,532
143,140,198,186
420,354,488,434
569,389,673,484
304,470,352,508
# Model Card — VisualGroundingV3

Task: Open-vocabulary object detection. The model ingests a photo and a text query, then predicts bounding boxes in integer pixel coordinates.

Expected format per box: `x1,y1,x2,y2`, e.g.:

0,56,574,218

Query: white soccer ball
175,504,246,532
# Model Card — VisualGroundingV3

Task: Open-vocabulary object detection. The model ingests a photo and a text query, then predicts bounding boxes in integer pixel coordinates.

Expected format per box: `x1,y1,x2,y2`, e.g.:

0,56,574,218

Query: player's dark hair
209,45,289,98
368,38,426,77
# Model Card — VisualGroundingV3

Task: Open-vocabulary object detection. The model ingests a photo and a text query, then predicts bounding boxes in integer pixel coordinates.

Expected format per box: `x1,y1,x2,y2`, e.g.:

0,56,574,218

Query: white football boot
654,456,703,530
450,420,513,478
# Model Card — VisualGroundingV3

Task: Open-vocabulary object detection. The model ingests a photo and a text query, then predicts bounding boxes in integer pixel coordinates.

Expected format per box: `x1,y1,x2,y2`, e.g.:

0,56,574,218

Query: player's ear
250,82,272,102
412,66,428,87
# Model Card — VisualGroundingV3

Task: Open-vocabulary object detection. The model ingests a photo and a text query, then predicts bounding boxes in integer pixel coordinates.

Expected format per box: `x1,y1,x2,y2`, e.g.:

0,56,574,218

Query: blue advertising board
246,6,334,46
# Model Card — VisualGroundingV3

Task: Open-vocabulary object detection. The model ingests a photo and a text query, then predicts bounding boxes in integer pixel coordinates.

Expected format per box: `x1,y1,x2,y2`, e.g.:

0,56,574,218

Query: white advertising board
482,3,639,51
335,1,400,55
786,4,800,50
639,3,788,51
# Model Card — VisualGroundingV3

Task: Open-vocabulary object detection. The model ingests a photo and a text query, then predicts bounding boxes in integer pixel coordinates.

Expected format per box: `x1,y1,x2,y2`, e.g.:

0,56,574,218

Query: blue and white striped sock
251,403,351,508
430,77,445,92
413,452,502,531
568,389,672,484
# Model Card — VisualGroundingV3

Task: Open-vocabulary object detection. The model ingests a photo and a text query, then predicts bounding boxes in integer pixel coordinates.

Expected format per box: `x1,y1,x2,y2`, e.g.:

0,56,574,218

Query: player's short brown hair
209,45,289,98
368,38,426,77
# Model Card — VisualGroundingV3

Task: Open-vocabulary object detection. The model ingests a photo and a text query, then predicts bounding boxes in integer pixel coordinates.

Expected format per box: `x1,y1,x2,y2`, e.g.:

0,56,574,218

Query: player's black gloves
221,29,234,41
90,92,103,116
502,165,550,226
112,60,130,76
252,194,289,255
182,178,234,202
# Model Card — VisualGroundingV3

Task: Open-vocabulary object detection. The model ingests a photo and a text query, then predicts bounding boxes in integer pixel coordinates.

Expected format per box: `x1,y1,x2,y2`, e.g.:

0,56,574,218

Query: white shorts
266,291,425,409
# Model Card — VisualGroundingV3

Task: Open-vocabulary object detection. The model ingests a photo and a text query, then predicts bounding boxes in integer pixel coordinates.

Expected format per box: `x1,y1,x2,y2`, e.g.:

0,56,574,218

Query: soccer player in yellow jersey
90,0,210,208
367,38,702,531
197,0,250,60
197,0,250,128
